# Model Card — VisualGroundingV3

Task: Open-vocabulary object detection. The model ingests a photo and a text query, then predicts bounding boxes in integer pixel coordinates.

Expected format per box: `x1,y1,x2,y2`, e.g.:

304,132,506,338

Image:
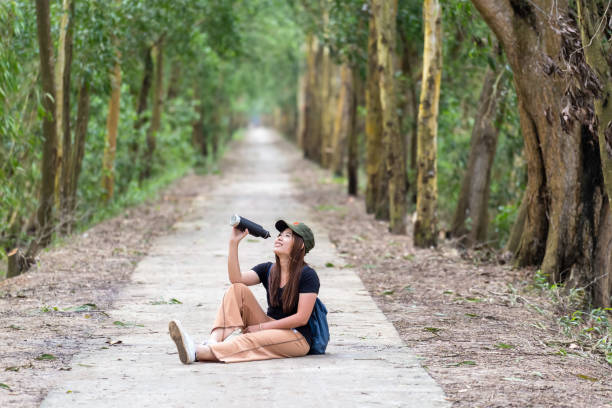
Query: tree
373,0,406,233
451,44,507,246
365,8,388,219
414,0,442,247
102,48,122,201
30,0,57,255
471,0,612,306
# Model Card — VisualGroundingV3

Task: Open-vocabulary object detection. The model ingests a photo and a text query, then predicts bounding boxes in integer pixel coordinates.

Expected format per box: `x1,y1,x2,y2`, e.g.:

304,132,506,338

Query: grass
530,270,612,366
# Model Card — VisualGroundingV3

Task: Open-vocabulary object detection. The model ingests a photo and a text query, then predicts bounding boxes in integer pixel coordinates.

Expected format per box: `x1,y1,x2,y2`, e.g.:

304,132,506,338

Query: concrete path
41,128,448,407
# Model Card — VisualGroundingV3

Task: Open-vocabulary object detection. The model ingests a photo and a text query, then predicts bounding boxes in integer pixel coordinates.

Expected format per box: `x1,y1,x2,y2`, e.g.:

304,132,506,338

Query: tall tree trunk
54,0,70,209
414,0,442,247
296,72,307,149
576,0,612,306
192,81,207,157
166,59,181,101
59,0,74,234
102,50,122,201
472,0,612,306
132,46,153,156
29,0,57,256
141,40,164,180
398,29,420,202
303,34,323,163
365,10,388,219
347,66,359,196
66,78,90,233
451,52,505,246
331,63,355,177
577,1,612,210
373,0,406,234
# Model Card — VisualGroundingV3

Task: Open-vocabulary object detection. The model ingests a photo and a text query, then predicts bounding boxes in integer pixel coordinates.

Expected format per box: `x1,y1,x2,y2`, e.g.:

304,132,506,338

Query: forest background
0,0,611,367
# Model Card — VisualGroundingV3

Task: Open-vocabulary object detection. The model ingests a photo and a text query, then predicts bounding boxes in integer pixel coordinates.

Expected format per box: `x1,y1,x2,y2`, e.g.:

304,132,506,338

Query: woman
168,219,319,364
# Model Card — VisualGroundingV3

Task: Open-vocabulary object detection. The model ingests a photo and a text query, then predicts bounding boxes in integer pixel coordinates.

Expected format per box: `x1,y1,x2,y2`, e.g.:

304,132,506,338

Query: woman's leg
207,283,271,344
207,329,310,363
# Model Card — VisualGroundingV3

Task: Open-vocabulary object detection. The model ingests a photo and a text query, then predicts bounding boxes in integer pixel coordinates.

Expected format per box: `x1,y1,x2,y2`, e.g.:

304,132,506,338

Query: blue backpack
307,298,330,355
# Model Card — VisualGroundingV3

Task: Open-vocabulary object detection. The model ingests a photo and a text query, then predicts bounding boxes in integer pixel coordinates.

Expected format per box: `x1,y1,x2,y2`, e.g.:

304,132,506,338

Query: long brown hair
269,233,306,313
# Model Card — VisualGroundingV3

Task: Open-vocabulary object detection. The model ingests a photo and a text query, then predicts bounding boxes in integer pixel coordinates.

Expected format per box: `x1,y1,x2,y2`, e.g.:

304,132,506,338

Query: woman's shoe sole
169,320,191,364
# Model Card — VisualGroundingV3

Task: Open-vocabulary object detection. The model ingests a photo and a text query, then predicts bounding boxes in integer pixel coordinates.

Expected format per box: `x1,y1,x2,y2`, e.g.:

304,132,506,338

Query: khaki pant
208,283,310,363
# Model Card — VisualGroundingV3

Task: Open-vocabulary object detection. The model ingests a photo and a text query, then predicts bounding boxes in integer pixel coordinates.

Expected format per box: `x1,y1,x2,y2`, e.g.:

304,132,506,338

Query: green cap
275,220,315,254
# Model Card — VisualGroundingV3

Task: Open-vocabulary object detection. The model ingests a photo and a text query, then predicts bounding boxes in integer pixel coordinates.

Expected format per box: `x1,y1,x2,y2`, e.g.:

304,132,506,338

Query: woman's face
273,228,294,257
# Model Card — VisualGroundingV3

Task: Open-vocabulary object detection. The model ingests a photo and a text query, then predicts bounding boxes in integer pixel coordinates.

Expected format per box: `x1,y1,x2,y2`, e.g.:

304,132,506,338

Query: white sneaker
169,320,196,364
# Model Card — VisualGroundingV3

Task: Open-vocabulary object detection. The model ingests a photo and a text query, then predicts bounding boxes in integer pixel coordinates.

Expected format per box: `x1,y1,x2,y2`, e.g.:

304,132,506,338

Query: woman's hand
230,227,249,245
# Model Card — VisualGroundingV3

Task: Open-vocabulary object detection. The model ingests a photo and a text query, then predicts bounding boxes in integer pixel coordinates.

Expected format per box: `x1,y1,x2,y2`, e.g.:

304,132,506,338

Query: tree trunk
576,0,612,306
451,54,505,246
331,63,355,177
398,30,420,203
67,78,90,233
296,72,307,149
373,0,406,234
346,67,362,196
414,0,442,247
365,10,388,219
102,50,121,201
30,0,58,255
577,1,612,211
141,40,164,180
59,0,74,234
471,0,612,306
7,248,30,279
166,59,181,101
54,0,70,210
132,46,153,156
302,34,323,163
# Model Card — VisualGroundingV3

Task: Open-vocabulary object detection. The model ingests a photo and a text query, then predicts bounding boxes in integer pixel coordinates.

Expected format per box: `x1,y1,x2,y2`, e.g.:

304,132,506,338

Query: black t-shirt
252,262,320,346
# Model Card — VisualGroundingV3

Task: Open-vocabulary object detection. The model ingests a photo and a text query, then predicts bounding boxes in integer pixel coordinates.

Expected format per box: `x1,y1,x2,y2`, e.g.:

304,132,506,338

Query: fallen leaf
5,366,19,372
0,383,10,390
575,373,598,382
36,354,56,360
503,377,525,382
495,343,515,350
423,327,442,334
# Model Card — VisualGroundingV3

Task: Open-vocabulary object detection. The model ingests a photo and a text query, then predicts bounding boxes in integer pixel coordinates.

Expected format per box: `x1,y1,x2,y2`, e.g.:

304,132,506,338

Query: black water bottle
230,214,271,239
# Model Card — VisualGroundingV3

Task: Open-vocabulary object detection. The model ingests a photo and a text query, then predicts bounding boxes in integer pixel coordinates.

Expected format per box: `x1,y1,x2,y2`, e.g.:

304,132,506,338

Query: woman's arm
247,293,317,331
227,227,261,285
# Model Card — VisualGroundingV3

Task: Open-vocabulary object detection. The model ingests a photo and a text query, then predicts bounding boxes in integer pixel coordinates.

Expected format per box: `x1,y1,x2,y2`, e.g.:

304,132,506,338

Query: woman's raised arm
227,227,260,285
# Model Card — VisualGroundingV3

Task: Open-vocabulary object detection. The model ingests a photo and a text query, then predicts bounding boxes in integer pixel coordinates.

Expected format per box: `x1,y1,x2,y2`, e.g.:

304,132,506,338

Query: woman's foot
168,320,196,364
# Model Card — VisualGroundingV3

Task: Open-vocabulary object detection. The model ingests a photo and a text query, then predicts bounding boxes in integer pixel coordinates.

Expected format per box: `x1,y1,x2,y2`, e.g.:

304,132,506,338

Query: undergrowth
531,270,612,366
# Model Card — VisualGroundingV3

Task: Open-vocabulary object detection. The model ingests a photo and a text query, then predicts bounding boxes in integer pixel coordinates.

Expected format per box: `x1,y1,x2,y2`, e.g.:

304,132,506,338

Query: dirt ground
0,172,214,407
292,160,612,407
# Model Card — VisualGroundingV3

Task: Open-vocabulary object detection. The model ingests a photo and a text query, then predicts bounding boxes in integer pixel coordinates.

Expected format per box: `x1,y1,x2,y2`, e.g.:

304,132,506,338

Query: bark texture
142,40,164,180
373,0,406,234
414,0,442,247
302,34,323,163
471,0,612,306
102,51,122,201
54,0,70,209
66,78,91,232
451,57,505,246
331,63,355,177
59,0,74,233
577,1,612,211
365,11,388,219
31,0,58,254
